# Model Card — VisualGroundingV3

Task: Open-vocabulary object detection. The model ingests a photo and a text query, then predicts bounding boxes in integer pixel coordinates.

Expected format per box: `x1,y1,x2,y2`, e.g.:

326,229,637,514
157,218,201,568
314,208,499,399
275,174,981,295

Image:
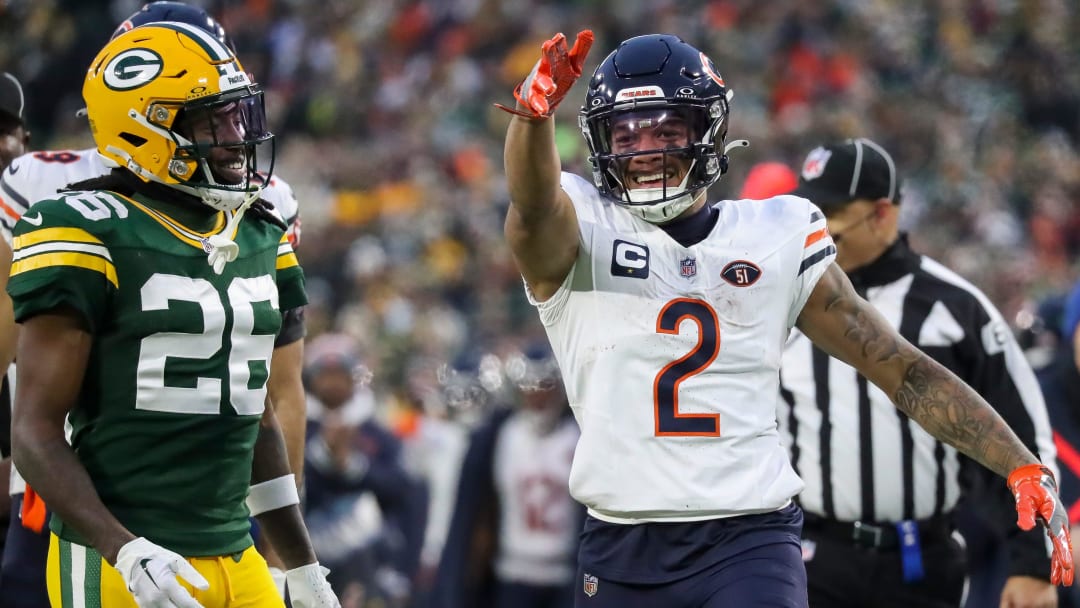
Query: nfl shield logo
200,238,214,254
583,573,599,597
801,146,832,180
801,538,817,562
680,257,697,278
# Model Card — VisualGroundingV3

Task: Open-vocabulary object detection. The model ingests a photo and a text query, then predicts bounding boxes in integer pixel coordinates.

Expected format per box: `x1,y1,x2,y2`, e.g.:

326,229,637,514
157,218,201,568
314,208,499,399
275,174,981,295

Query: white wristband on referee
246,474,299,516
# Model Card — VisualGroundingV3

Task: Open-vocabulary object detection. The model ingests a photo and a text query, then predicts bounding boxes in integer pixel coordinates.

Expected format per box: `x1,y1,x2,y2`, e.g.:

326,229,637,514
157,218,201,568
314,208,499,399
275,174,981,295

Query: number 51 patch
720,260,761,287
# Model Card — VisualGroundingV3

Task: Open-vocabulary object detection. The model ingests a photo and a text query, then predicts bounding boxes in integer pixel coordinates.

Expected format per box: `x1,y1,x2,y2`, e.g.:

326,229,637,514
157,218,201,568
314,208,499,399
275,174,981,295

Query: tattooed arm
795,264,1037,478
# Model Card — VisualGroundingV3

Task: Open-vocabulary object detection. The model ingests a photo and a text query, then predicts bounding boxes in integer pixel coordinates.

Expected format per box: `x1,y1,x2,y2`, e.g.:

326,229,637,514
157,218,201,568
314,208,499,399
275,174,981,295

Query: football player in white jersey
0,4,308,605
500,32,1073,607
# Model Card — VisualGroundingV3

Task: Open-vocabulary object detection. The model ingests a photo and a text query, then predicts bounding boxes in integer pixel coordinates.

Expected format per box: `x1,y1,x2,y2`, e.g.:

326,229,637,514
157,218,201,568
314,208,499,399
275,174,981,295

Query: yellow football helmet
83,22,273,211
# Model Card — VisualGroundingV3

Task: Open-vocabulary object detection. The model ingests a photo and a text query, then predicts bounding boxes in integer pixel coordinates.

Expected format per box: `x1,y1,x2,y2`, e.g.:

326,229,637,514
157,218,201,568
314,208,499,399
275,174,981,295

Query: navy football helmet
112,1,235,53
580,35,741,223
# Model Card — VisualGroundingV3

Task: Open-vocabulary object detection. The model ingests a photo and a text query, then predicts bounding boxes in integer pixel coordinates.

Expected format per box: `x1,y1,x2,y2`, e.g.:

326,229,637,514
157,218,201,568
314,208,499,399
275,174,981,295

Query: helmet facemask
169,91,274,211
583,102,728,223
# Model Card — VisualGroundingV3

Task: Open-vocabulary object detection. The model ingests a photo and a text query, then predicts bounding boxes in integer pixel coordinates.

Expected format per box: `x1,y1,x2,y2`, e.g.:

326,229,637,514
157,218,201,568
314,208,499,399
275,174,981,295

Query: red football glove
496,30,594,119
1008,463,1074,586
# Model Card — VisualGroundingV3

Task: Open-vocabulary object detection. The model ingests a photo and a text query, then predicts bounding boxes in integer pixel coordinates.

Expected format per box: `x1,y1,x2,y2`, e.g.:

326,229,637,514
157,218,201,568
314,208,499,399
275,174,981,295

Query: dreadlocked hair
64,169,288,231
64,169,139,196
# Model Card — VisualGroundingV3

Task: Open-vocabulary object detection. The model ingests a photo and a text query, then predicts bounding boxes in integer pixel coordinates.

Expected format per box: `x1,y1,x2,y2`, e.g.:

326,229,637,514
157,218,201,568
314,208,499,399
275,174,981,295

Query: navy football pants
0,494,50,608
575,534,807,607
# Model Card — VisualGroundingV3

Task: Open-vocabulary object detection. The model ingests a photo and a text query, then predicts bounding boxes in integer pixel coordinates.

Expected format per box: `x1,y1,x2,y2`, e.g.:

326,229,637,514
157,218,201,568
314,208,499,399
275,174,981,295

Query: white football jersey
529,172,836,523
0,149,111,242
493,413,579,585
0,148,301,245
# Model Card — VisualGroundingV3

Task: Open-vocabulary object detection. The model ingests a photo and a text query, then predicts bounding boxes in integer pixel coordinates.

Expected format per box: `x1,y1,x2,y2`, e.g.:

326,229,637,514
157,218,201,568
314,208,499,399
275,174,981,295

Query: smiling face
179,100,250,185
609,109,694,192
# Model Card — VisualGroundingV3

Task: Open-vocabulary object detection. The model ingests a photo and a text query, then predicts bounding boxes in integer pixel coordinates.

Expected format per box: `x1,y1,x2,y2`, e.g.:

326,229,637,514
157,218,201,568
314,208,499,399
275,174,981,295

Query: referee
778,138,1059,608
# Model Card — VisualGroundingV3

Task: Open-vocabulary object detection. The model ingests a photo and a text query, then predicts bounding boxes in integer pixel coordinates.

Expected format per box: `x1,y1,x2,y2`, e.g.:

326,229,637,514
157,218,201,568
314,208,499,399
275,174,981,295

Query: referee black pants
802,522,968,608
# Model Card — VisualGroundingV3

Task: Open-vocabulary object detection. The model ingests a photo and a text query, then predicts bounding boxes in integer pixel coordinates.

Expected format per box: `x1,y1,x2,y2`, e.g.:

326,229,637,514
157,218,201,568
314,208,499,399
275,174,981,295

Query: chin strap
206,188,263,275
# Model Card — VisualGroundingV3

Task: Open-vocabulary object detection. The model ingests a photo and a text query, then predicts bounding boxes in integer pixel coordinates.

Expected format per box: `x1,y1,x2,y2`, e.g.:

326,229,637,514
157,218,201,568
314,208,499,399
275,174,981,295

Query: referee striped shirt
778,236,1057,523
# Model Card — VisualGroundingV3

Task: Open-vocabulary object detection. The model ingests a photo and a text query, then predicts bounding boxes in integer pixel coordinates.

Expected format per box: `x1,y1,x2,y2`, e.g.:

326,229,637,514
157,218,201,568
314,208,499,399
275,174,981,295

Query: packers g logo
103,48,164,91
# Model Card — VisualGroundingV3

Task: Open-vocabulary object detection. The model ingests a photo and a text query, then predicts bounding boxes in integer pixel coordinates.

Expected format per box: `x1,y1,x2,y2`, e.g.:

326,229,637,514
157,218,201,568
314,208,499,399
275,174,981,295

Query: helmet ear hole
119,133,147,147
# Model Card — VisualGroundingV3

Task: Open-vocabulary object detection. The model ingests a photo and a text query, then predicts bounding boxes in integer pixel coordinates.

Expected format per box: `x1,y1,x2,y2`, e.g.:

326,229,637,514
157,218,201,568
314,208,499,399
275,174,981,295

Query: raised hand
496,30,594,119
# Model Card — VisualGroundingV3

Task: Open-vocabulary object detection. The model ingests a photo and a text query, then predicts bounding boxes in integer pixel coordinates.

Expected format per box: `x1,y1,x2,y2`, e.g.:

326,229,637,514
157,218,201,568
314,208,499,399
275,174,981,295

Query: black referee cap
791,138,900,212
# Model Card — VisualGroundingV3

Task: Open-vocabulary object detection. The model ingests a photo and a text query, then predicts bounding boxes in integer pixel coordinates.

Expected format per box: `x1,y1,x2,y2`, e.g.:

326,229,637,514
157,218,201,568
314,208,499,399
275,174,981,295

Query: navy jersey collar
658,203,719,248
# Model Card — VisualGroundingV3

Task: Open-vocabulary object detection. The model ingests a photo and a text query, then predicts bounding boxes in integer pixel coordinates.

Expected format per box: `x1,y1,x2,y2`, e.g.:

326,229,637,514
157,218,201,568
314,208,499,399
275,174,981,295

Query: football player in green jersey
7,24,339,608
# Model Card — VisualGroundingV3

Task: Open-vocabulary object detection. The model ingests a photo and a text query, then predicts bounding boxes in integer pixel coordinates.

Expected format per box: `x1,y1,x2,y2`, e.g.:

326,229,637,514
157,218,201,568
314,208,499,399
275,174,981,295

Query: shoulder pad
14,191,131,239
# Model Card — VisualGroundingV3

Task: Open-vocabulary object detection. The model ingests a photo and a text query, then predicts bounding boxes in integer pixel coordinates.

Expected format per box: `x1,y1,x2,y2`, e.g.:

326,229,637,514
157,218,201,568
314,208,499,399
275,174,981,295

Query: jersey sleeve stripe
798,245,836,276
11,252,118,287
0,179,27,232
276,252,299,270
277,243,293,256
14,241,112,262
0,198,22,232
13,227,104,250
804,227,829,248
0,180,29,214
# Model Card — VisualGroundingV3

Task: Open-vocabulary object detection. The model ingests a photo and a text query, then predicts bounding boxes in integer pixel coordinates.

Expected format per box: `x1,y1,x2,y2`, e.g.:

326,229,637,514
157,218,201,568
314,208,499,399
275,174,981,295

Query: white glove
286,563,340,608
114,537,209,608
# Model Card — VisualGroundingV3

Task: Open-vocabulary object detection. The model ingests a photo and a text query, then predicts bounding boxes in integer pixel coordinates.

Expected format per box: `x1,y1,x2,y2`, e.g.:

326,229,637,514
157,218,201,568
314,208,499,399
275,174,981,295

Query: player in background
301,333,425,606
0,70,27,572
9,24,338,607
431,343,581,608
0,3,308,603
0,72,28,173
500,31,1073,606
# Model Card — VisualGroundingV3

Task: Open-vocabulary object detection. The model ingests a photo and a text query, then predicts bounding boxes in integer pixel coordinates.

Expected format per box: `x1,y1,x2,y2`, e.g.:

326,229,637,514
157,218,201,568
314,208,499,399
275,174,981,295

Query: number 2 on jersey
654,298,720,436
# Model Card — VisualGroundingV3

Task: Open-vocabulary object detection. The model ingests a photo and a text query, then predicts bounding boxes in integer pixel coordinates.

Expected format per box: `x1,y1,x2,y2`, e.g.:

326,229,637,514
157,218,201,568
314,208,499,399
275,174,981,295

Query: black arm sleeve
274,306,306,348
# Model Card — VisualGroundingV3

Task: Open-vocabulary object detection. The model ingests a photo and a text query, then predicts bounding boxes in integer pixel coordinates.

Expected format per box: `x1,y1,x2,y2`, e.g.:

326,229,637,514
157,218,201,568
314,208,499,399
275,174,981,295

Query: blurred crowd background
2,0,1080,605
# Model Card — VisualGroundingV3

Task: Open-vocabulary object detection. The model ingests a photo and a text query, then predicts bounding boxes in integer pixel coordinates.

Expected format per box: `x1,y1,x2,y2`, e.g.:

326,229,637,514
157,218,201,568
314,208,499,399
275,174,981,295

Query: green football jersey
7,189,306,557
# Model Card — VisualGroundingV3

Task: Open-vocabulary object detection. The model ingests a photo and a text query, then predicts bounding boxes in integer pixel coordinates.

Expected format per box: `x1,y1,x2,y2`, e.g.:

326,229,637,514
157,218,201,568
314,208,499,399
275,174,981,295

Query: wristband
246,473,299,516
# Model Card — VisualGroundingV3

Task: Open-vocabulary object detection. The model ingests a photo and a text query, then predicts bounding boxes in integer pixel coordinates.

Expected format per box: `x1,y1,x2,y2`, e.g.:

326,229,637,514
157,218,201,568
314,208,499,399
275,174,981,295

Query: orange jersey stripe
804,227,829,248
0,195,22,224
